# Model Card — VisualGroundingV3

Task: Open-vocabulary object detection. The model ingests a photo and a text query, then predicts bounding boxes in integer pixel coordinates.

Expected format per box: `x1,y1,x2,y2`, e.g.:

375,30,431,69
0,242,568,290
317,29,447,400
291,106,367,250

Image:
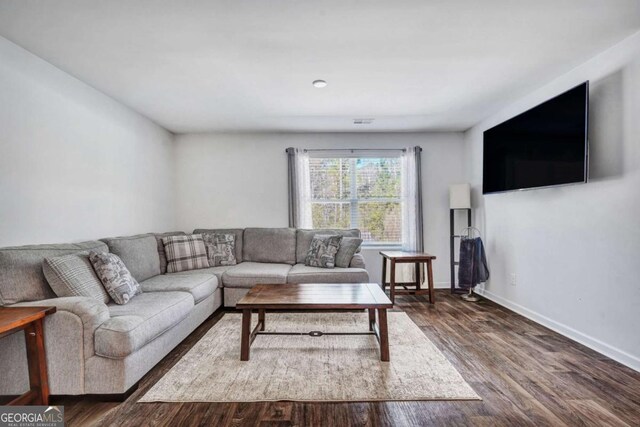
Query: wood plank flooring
53,291,640,426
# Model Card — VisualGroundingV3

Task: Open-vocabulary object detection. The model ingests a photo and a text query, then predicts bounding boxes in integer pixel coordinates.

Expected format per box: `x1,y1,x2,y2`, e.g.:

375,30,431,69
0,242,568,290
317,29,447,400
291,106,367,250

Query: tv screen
483,82,589,194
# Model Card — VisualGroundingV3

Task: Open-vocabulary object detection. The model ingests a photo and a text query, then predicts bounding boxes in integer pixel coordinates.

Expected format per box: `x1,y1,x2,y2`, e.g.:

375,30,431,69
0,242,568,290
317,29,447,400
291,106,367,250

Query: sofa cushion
222,262,292,288
154,231,186,274
243,228,296,265
101,234,160,282
162,234,210,273
0,240,108,306
305,235,343,268
202,233,237,266
286,264,370,284
89,252,142,305
335,237,364,268
95,291,193,358
43,253,110,303
170,266,232,283
193,228,244,263
140,273,217,304
295,229,361,264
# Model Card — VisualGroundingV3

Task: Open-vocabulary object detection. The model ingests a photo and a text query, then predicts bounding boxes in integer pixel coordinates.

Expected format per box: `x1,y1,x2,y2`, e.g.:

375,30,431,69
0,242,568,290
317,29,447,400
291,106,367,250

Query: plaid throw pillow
162,234,210,273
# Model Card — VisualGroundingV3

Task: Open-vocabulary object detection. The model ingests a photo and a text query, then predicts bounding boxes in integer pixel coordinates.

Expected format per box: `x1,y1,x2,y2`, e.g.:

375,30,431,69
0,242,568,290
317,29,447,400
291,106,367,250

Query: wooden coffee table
235,283,393,362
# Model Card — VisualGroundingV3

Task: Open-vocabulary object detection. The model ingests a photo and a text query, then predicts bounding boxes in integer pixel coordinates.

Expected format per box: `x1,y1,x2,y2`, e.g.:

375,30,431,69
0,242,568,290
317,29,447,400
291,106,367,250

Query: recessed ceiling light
312,80,327,88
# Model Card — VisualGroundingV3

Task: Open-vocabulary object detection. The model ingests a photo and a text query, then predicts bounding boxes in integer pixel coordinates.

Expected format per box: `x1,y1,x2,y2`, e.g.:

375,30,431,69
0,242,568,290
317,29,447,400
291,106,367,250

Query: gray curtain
286,147,297,228
414,146,424,252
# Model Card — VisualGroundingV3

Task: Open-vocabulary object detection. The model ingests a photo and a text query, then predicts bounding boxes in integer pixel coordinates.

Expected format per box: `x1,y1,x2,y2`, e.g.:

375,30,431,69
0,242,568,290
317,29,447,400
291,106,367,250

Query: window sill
361,244,402,251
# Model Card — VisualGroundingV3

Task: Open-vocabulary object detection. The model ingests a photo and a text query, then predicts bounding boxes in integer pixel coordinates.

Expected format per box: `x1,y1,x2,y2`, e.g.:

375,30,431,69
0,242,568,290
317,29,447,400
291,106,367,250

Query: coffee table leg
368,309,376,331
415,262,421,290
258,309,265,331
240,309,251,361
378,308,390,362
25,319,49,405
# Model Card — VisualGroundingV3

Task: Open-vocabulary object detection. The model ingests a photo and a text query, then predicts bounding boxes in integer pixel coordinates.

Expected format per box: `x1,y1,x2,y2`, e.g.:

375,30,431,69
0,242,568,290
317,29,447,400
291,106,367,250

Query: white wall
0,36,175,245
174,132,467,286
465,32,640,370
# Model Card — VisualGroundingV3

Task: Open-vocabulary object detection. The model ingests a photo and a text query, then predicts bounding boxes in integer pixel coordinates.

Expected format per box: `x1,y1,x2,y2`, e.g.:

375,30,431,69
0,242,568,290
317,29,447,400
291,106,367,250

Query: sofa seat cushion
286,264,369,284
141,274,217,304
95,291,193,358
170,266,231,283
222,262,292,288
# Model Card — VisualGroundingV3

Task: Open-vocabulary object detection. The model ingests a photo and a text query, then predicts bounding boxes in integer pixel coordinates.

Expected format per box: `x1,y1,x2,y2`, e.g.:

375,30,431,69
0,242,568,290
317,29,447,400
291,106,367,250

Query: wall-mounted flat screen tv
483,81,589,194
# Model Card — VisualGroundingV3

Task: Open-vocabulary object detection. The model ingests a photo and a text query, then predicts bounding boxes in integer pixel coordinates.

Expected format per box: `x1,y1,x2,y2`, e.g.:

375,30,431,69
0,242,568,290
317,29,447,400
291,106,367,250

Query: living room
0,1,639,426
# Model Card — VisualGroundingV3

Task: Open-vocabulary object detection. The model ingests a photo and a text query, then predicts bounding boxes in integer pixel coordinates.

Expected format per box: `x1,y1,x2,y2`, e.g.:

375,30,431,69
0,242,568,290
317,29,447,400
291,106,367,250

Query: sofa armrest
349,253,366,269
1,297,110,395
12,296,110,359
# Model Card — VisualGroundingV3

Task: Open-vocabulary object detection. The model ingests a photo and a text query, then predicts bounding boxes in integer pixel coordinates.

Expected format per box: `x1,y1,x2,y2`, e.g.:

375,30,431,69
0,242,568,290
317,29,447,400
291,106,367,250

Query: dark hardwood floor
54,291,640,426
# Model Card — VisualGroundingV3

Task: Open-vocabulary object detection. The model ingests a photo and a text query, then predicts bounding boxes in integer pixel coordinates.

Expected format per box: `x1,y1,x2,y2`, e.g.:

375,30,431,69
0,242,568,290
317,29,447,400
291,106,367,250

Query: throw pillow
162,234,210,273
305,234,343,269
155,231,186,274
89,251,142,305
43,253,110,303
335,237,364,268
203,233,237,266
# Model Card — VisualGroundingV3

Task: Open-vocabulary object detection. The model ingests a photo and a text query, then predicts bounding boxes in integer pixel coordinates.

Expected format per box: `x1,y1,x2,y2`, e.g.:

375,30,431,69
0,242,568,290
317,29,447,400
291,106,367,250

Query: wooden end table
380,251,437,304
236,283,393,362
0,306,56,405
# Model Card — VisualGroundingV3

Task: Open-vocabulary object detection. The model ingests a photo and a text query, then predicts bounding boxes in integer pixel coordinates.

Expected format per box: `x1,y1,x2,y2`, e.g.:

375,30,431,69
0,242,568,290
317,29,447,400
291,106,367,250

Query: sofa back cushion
243,228,296,265
154,231,186,274
101,234,160,282
0,240,108,306
193,228,244,263
295,229,361,264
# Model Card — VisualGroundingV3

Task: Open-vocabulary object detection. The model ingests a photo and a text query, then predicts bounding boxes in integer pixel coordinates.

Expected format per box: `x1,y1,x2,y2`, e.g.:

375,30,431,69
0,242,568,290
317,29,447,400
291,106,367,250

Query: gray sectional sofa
0,227,368,396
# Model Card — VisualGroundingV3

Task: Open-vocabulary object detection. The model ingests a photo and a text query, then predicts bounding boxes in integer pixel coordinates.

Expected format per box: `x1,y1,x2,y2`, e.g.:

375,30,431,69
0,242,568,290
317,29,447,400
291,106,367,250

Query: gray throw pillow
203,233,237,266
43,253,110,303
89,251,142,305
305,235,343,269
335,237,364,268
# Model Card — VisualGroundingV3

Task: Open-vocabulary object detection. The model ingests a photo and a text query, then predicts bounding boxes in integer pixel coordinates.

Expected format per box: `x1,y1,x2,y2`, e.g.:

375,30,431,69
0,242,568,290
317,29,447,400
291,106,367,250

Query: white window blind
308,155,402,245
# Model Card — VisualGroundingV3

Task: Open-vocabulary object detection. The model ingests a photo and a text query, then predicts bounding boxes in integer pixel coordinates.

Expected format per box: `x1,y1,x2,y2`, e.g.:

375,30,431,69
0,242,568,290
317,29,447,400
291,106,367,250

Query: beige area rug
139,312,480,403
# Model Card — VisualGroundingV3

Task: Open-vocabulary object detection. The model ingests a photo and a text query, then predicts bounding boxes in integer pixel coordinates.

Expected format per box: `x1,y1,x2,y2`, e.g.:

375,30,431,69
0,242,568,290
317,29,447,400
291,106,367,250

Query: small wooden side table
0,306,56,405
380,251,437,304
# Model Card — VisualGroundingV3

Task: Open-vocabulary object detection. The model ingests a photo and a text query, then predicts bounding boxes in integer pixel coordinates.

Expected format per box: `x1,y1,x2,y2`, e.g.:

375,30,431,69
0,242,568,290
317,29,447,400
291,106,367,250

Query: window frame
308,152,403,248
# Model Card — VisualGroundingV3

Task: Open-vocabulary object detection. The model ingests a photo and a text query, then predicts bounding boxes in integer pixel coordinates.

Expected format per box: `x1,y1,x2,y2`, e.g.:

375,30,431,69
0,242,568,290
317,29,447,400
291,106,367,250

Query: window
308,155,402,245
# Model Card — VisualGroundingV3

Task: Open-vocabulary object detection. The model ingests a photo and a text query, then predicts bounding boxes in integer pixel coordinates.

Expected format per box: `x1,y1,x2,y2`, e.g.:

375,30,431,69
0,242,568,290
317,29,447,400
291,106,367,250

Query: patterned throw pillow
43,253,110,303
305,234,343,269
162,234,210,273
335,237,364,268
203,233,237,266
89,251,142,305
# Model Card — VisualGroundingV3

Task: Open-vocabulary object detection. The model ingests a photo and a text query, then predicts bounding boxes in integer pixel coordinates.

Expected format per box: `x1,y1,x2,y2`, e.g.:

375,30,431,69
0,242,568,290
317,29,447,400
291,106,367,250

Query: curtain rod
285,147,422,153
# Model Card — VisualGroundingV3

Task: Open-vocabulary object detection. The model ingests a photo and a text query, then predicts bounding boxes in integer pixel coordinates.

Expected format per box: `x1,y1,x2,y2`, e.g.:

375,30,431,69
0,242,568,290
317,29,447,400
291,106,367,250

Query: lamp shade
449,183,471,209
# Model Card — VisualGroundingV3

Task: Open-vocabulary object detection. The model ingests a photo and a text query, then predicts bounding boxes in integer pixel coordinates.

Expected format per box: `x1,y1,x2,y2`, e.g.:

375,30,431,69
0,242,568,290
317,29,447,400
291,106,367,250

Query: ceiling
0,1,639,134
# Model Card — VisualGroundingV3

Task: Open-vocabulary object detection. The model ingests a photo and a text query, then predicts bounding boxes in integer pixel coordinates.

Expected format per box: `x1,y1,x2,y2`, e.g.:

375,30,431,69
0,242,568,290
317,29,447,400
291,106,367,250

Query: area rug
139,312,480,402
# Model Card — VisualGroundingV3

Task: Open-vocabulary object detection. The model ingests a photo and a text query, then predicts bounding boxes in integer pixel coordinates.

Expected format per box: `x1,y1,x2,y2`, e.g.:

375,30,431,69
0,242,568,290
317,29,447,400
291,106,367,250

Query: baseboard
475,288,640,372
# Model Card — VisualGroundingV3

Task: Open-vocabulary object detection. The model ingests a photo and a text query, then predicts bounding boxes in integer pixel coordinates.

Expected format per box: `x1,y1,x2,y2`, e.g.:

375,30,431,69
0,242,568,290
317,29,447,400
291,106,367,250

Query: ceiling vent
353,118,374,125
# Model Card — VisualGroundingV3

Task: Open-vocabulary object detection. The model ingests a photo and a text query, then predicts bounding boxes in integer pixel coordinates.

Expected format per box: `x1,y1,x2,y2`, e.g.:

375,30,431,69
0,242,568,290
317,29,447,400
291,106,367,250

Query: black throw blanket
458,237,489,289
